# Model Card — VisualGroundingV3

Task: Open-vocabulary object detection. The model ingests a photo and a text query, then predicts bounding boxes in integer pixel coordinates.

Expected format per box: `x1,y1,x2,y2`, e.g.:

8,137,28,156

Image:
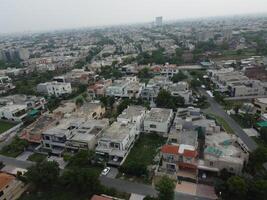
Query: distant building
0,76,15,94
155,16,163,26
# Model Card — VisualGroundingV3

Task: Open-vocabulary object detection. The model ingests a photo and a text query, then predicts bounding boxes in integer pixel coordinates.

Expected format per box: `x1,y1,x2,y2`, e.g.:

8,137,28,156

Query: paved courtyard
175,181,217,200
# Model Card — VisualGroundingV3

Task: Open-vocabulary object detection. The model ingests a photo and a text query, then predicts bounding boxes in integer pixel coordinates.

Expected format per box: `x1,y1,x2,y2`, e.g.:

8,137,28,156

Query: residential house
0,76,15,94
253,98,267,114
41,118,109,154
0,172,27,200
144,108,173,135
198,131,249,175
37,81,72,97
95,121,138,166
167,82,192,104
117,105,147,132
0,104,27,122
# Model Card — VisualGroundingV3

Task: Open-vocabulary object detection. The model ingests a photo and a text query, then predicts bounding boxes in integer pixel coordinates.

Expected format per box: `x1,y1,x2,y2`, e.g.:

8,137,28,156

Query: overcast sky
1,0,267,33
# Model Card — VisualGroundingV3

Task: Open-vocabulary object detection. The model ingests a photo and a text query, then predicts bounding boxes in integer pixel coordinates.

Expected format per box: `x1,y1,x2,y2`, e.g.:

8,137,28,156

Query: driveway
106,167,118,178
16,151,34,161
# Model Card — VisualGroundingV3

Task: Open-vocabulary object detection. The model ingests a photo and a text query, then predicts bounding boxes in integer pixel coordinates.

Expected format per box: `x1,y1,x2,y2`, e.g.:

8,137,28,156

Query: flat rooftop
145,108,172,123
118,105,146,120
101,122,134,142
256,98,267,104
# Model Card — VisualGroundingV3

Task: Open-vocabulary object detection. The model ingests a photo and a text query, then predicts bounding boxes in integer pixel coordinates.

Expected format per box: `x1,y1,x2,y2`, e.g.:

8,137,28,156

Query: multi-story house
144,108,173,135
41,118,108,155
95,121,138,166
160,144,198,175
0,104,27,122
117,105,147,132
37,81,72,97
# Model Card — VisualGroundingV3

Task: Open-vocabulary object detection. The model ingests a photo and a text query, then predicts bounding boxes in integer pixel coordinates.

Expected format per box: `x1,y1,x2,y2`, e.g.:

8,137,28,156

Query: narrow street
198,88,257,151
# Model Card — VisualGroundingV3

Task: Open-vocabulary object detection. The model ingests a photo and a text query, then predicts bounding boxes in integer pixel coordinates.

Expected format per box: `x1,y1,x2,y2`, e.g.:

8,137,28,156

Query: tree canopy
155,176,175,200
25,160,60,189
155,89,184,109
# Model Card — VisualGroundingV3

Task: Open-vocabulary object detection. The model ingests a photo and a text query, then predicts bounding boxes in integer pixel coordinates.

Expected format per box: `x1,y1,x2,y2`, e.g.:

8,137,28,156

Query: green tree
156,176,175,200
248,147,267,173
25,160,60,189
75,97,84,107
155,89,184,109
68,150,94,168
119,161,147,177
171,71,187,83
155,90,175,109
260,127,267,144
60,168,102,194
233,104,241,114
138,67,152,80
116,99,131,115
247,180,267,200
226,176,247,200
190,79,202,89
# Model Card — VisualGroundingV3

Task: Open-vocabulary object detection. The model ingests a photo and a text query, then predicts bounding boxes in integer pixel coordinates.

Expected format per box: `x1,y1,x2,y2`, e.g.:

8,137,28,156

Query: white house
95,121,138,166
144,108,173,135
37,81,72,97
0,104,27,122
117,105,147,132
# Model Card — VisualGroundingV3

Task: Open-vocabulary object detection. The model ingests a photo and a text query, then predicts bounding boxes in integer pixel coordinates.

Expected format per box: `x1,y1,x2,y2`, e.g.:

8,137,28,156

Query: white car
101,167,111,176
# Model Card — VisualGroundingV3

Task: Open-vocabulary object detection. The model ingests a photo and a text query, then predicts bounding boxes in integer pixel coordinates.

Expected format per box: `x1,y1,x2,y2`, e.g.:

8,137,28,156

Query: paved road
100,176,214,200
0,155,34,169
175,192,214,200
99,176,158,197
199,88,257,151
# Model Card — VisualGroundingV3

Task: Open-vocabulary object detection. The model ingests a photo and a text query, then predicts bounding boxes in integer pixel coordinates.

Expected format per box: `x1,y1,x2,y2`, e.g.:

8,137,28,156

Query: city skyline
1,0,267,34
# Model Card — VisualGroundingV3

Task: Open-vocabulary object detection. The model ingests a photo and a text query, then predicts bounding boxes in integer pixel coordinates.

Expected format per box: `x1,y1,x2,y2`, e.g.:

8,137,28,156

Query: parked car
101,167,111,176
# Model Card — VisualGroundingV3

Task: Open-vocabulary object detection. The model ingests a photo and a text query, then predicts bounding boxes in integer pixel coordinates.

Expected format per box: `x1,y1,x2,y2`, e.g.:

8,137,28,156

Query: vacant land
119,133,166,183
0,121,16,134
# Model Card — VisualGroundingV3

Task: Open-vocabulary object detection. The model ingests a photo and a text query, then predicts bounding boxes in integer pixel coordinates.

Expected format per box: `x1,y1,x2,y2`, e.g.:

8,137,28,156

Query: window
150,124,157,128
210,161,213,166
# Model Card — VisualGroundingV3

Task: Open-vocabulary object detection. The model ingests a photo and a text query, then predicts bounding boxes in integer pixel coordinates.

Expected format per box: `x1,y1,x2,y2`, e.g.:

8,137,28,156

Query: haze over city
1,0,267,33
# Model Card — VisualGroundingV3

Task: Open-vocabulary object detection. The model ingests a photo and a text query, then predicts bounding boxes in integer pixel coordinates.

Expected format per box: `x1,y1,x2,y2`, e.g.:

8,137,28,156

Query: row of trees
21,150,128,199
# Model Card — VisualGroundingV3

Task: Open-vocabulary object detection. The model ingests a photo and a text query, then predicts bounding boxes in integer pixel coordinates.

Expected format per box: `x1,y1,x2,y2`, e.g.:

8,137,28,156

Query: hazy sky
1,0,267,33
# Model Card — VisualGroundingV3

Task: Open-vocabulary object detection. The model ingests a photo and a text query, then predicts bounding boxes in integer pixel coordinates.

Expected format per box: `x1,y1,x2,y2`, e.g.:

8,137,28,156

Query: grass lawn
27,153,47,163
0,121,16,134
0,137,28,157
125,134,166,166
119,134,166,183
207,113,234,134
